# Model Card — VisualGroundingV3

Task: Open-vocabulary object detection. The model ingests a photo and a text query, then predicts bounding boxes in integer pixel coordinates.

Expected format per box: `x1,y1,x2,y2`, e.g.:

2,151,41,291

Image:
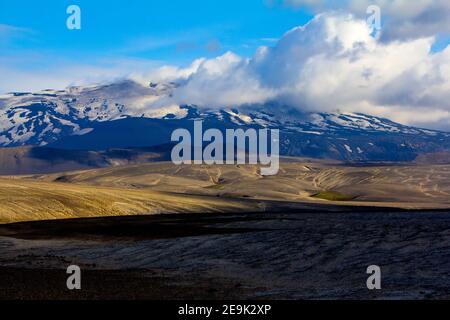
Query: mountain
1,80,449,162
0,145,172,175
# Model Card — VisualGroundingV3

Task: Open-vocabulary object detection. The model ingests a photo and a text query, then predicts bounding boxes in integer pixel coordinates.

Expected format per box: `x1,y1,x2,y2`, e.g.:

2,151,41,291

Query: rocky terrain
1,210,449,299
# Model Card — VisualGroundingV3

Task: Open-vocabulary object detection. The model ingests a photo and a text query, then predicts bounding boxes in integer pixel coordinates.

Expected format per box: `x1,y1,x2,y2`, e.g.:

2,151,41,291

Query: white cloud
2,13,449,130
148,12,450,129
277,0,450,41
0,24,33,45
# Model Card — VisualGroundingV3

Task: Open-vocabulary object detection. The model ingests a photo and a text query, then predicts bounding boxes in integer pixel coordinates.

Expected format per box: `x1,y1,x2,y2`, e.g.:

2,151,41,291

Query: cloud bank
144,12,450,129
276,0,450,42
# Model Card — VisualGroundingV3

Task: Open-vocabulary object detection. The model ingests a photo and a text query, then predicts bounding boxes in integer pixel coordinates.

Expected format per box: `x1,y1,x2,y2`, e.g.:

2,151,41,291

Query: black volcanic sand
0,267,251,300
1,210,450,300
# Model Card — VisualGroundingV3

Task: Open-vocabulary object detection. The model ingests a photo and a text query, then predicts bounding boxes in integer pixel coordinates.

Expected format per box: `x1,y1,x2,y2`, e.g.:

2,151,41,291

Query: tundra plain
0,160,450,224
1,160,450,299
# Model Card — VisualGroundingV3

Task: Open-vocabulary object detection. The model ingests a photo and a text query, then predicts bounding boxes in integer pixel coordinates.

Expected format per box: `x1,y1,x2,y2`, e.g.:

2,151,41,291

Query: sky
0,0,450,129
0,0,313,90
0,0,315,61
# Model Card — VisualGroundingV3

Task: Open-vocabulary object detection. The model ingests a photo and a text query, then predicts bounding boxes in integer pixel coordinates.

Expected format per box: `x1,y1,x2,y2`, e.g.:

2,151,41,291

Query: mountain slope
0,145,172,175
1,80,449,162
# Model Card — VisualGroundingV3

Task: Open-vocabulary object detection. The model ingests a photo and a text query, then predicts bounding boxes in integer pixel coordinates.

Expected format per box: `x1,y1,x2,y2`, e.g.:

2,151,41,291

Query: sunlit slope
33,161,450,209
0,178,259,224
2,161,450,224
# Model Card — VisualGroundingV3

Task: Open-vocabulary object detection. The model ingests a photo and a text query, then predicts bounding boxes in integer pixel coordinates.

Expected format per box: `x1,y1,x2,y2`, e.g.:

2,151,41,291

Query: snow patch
72,128,94,136
344,144,353,153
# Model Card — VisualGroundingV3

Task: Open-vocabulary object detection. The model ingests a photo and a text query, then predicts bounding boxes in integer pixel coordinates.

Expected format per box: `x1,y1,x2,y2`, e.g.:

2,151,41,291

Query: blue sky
1,1,450,129
1,0,450,131
0,0,449,90
0,0,313,64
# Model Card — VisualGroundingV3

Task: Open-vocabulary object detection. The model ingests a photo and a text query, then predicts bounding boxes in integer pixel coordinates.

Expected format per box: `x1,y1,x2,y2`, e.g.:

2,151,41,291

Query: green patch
311,191,356,201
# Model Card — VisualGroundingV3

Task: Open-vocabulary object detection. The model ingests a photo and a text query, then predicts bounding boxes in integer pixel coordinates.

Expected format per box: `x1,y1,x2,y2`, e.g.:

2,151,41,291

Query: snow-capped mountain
1,80,449,162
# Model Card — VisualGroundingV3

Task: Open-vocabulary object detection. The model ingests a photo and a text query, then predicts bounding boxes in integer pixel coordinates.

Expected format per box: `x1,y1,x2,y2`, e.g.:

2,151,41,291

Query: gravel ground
1,210,450,300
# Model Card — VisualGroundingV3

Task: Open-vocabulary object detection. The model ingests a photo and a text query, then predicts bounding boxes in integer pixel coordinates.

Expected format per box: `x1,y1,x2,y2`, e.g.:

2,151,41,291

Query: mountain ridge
1,80,449,162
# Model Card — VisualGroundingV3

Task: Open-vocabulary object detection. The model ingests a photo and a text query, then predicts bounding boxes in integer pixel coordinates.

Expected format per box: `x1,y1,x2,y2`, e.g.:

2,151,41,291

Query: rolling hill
1,159,449,223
